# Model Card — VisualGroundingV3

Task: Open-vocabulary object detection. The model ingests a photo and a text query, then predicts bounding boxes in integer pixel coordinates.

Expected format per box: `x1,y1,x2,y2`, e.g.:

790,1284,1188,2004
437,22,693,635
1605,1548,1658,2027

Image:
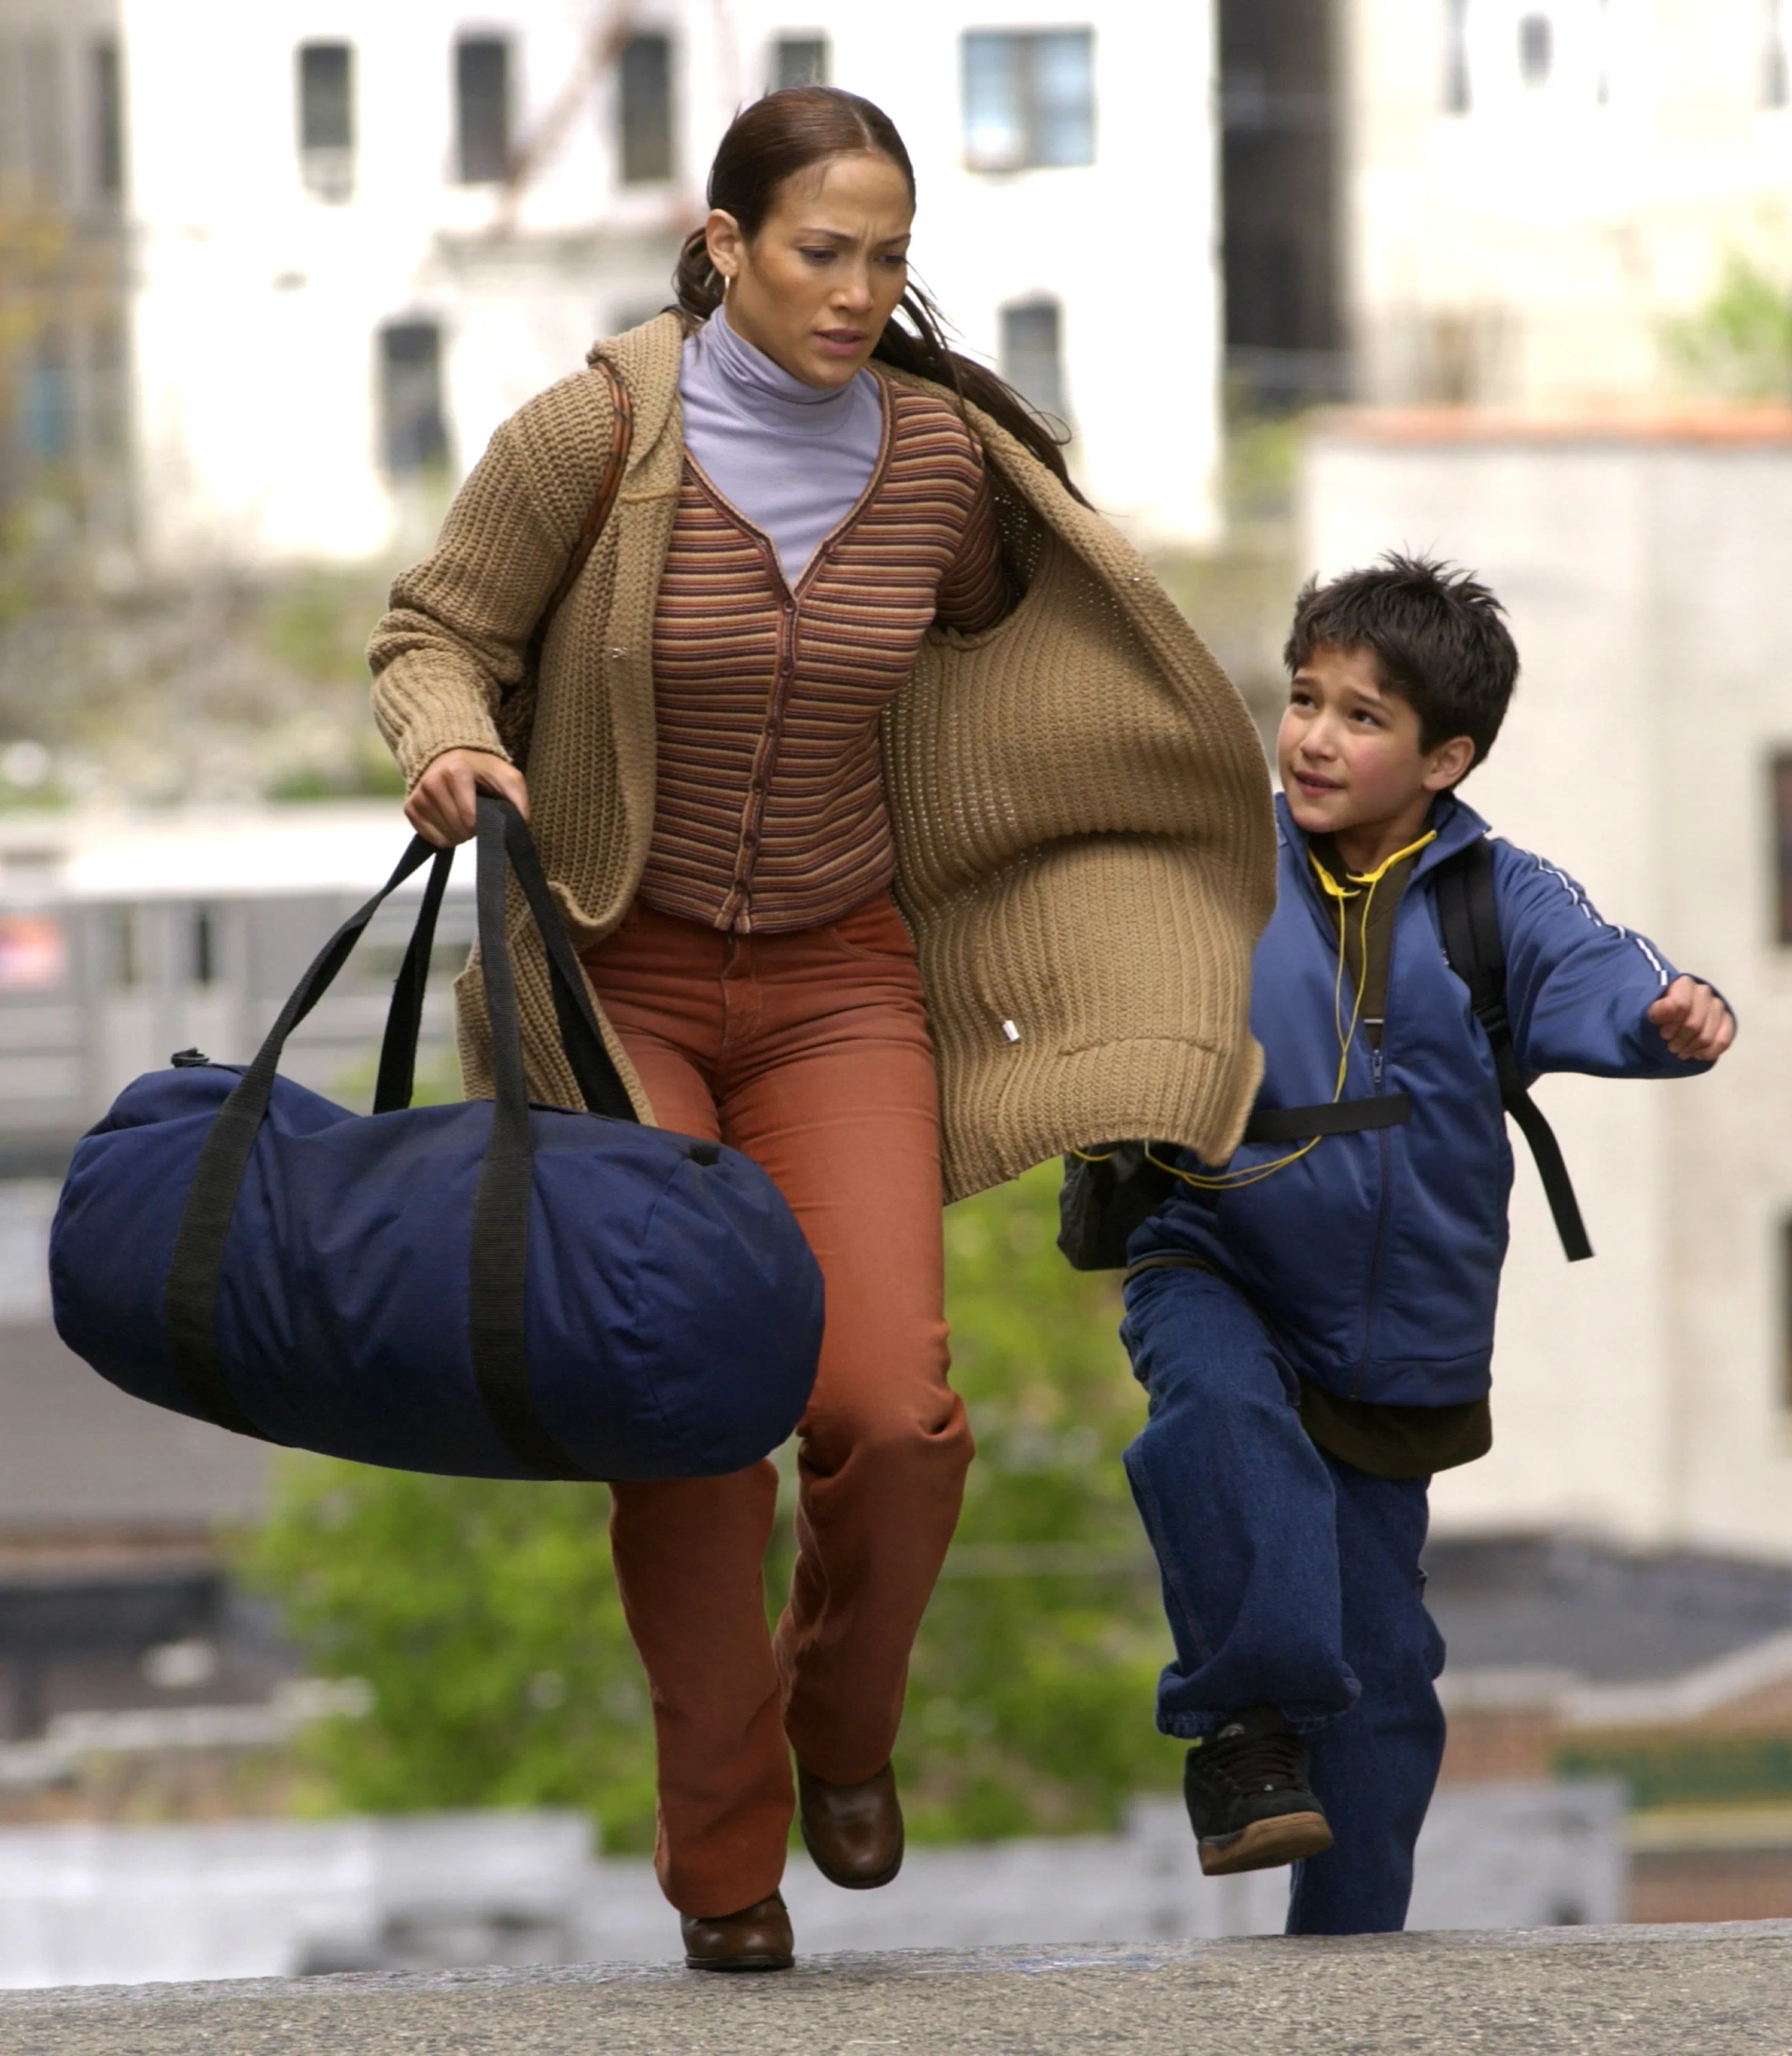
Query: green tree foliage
1667,255,1792,401
240,1164,1181,1849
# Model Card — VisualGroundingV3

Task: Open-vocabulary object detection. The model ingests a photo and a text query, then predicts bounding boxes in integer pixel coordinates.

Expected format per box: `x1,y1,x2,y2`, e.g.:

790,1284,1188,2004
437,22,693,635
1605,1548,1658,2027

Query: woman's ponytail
673,228,723,322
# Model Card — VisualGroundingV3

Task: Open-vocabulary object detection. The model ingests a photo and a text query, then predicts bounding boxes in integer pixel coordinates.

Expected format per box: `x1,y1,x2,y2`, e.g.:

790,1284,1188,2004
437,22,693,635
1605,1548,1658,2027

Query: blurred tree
1667,255,1792,401
240,1164,1182,1851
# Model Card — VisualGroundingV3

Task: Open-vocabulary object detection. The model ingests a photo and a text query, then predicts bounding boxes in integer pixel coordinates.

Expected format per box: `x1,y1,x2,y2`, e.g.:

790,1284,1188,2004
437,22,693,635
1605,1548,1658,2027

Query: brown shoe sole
684,1948,794,1972
1198,1810,1335,1877
799,1814,904,1892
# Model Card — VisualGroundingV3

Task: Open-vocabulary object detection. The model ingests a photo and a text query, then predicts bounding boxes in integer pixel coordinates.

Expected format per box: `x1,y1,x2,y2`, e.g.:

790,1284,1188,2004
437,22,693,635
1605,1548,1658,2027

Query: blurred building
0,1,1221,566
0,0,132,542
1217,2,1792,412
1344,0,1792,409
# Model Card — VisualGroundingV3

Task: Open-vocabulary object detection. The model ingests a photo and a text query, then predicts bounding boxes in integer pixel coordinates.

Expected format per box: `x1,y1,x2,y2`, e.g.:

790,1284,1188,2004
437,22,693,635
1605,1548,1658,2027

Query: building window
190,908,217,987
773,35,829,90
619,33,674,184
112,908,139,989
1000,297,1066,421
91,37,122,202
378,320,448,476
1519,12,1553,87
298,41,355,203
22,331,71,460
962,28,1095,172
1444,0,1473,112
455,35,511,185
1781,1217,1792,1410
90,315,127,457
23,36,65,203
1767,0,1791,106
1774,753,1792,944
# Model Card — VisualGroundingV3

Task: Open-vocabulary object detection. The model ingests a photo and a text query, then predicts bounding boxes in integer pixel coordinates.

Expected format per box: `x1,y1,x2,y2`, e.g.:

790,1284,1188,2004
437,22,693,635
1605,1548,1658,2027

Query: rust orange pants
581,892,973,1917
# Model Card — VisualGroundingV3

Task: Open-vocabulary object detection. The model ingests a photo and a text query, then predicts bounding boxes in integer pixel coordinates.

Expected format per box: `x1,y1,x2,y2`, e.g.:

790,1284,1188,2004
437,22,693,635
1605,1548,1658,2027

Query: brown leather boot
797,1760,904,1889
679,1892,793,1972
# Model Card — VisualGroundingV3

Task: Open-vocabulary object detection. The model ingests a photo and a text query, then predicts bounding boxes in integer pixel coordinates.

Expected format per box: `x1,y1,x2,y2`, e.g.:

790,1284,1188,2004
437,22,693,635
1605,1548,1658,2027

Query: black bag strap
371,839,453,1114
163,797,632,1469
464,795,595,1480
1242,1094,1410,1143
1434,835,1593,1263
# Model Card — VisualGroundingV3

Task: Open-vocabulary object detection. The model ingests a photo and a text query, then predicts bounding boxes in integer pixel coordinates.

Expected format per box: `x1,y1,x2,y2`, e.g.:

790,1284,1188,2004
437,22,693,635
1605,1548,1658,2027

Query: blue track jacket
1127,793,1715,1407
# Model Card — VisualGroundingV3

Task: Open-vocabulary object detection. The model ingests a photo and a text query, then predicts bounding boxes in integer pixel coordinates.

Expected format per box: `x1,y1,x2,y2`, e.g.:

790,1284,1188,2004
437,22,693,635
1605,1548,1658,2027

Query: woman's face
706,151,914,389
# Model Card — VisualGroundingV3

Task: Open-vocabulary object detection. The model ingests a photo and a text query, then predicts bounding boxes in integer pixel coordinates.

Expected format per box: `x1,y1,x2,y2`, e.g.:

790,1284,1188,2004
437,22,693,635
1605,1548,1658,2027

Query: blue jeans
1120,1263,1448,1935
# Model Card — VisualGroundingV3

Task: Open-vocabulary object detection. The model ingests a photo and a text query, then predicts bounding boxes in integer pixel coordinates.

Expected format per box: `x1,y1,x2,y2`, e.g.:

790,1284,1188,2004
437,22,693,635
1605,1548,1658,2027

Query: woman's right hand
405,748,531,847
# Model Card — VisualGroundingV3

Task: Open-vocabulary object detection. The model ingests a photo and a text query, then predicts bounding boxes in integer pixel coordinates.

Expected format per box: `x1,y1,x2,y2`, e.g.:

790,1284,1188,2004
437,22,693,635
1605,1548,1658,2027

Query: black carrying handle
164,794,637,1467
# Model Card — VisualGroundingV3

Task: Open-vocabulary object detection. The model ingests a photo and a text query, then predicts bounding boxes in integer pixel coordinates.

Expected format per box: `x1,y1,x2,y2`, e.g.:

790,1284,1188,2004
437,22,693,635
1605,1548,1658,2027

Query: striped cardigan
643,383,1009,932
369,312,1276,1203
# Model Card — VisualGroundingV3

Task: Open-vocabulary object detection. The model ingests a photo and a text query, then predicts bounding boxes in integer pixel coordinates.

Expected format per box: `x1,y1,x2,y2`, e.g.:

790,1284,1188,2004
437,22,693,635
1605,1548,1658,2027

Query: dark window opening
1000,298,1065,423
961,28,1095,172
1780,1216,1792,1410
1773,753,1792,944
379,321,448,476
191,909,216,987
1519,13,1553,87
1445,0,1473,113
298,41,355,202
1219,0,1345,410
773,35,829,90
113,909,138,989
619,34,674,184
91,38,122,202
455,35,511,185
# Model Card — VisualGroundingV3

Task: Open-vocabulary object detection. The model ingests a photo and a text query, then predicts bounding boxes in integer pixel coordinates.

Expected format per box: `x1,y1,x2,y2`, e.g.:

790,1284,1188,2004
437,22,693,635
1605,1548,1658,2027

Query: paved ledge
3,1923,1791,2055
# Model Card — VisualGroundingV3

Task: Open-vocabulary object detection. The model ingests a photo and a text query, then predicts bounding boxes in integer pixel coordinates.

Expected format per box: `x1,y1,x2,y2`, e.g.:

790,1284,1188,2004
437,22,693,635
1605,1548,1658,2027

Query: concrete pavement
1,1923,1789,2055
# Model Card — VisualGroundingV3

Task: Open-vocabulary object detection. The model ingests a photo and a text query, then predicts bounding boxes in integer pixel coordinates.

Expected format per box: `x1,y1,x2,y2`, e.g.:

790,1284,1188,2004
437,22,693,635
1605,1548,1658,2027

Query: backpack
1057,835,1591,1270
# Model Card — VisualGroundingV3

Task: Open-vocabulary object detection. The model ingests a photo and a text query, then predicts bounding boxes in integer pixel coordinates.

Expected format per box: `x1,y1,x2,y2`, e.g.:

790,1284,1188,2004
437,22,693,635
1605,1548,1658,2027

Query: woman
371,87,1274,1971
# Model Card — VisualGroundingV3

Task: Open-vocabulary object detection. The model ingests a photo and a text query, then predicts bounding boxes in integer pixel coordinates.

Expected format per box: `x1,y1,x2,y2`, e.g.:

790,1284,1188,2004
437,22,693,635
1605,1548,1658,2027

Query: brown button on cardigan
644,382,1010,934
369,313,1277,1203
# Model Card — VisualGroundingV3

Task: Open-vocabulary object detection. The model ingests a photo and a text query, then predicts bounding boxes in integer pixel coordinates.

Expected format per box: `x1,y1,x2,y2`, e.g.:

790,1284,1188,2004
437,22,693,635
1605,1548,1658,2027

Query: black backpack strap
1434,836,1593,1263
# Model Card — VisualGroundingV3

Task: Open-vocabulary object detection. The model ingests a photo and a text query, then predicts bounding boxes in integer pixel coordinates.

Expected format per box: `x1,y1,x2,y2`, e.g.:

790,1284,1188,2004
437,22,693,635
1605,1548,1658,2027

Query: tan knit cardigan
369,313,1276,1203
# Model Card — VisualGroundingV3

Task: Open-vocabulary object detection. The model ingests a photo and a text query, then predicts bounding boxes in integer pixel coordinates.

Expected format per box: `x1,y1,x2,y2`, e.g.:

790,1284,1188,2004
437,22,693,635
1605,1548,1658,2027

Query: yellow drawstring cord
1089,828,1436,1195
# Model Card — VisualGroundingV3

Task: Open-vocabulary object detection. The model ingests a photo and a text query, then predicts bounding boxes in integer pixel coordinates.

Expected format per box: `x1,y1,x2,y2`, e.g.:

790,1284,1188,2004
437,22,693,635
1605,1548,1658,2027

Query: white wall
1302,418,1792,1558
115,0,1219,566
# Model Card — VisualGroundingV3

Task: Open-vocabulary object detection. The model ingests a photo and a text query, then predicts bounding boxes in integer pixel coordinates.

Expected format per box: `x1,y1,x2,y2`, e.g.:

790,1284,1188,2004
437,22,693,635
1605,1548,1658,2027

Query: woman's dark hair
1283,552,1519,773
674,87,1085,501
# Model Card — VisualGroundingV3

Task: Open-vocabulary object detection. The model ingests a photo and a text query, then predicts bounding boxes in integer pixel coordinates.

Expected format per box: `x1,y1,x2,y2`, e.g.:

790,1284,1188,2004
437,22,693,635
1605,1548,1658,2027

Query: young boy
1114,553,1732,1935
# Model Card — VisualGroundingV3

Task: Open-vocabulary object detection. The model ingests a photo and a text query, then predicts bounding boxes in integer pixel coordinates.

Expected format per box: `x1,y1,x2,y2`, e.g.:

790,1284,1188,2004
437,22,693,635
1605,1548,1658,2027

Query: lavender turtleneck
678,308,886,585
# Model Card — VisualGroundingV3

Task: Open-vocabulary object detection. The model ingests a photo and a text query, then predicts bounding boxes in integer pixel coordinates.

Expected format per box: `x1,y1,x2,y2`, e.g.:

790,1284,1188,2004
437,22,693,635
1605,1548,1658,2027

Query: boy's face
1277,642,1475,854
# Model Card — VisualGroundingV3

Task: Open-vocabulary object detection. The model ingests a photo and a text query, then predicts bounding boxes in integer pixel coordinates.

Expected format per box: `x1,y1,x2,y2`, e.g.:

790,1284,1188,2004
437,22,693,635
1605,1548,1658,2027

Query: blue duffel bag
48,794,825,1480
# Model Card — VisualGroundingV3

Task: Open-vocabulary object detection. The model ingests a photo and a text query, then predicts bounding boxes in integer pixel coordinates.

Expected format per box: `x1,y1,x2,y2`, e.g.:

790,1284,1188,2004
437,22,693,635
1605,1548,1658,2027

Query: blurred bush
239,1163,1180,1851
1667,255,1792,402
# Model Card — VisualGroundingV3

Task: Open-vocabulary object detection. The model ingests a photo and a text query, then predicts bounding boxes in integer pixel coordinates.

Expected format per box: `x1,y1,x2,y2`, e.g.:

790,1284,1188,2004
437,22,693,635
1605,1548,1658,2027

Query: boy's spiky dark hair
1283,552,1519,772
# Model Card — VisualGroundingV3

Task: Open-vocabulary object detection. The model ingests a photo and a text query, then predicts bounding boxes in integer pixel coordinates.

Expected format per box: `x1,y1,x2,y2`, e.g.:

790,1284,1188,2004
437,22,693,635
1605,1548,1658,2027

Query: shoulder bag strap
464,793,597,1479
519,359,634,689
1435,837,1593,1263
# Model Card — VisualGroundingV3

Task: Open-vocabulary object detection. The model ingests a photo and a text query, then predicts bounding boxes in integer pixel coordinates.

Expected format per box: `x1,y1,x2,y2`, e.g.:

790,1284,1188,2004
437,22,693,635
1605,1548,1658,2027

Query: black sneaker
1183,1705,1335,1876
